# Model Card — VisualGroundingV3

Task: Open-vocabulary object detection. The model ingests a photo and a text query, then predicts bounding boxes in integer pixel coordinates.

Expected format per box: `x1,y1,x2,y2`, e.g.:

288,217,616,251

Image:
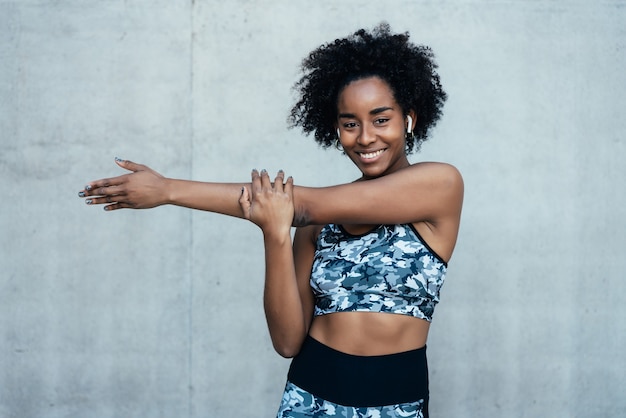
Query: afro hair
289,23,447,153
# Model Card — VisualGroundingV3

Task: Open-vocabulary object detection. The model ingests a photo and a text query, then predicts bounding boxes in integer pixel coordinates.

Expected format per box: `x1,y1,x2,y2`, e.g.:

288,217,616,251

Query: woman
79,24,463,417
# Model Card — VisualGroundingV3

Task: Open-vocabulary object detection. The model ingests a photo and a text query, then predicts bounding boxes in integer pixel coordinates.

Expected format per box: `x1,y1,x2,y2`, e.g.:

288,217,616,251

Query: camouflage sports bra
310,223,447,322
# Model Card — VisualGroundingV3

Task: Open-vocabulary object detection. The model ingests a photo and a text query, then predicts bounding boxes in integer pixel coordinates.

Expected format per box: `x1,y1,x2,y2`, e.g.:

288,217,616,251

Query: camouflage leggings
276,381,426,418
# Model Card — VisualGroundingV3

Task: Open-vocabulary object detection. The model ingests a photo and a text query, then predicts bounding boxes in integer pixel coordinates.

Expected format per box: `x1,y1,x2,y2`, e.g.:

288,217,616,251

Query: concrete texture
1,1,625,417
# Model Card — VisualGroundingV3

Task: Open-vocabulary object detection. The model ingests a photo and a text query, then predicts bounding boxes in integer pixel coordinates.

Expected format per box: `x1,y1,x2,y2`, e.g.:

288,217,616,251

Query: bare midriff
308,311,430,356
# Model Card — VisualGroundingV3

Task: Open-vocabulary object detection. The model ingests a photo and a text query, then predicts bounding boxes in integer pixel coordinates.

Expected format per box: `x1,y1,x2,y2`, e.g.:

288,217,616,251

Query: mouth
357,149,386,160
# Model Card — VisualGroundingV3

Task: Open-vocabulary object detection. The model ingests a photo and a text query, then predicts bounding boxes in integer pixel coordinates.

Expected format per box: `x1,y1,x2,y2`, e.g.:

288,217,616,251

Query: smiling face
336,76,414,180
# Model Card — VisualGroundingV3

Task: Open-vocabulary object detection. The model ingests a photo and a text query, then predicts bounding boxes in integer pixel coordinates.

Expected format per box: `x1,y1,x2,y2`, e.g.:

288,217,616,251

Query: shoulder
400,162,464,194
406,161,462,178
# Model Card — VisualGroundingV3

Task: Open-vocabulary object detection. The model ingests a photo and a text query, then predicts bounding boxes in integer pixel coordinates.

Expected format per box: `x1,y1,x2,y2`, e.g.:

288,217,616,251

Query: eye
374,118,390,125
343,122,358,129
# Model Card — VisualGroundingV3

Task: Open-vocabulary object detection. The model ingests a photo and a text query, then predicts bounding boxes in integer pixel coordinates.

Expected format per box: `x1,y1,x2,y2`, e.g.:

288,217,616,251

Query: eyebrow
338,106,394,119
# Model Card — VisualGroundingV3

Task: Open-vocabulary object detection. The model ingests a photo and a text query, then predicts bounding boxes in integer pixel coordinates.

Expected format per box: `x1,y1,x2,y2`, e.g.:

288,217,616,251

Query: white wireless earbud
336,128,341,138
407,116,413,134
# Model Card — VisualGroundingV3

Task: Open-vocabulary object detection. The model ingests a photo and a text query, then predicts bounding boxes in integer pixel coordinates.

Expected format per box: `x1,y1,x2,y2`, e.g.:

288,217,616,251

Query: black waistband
287,336,429,407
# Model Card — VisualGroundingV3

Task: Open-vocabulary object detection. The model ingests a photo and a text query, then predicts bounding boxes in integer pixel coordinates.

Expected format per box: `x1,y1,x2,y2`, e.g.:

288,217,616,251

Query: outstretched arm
79,158,250,218
79,158,463,230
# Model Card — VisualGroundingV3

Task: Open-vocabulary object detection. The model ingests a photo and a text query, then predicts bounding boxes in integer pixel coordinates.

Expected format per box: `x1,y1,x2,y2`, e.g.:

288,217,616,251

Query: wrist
162,177,176,205
263,228,292,247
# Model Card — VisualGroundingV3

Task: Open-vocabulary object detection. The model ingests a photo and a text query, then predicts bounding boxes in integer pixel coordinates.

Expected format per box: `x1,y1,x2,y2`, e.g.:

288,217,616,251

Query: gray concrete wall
1,1,625,417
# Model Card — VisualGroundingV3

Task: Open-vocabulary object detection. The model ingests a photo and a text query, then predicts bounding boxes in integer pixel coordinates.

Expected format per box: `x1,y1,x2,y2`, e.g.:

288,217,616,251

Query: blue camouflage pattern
277,381,425,418
310,224,446,321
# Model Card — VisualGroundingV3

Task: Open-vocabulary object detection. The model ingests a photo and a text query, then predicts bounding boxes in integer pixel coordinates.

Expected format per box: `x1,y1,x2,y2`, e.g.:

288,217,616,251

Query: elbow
292,205,311,227
292,186,314,227
271,337,304,358
273,342,301,359
275,348,298,359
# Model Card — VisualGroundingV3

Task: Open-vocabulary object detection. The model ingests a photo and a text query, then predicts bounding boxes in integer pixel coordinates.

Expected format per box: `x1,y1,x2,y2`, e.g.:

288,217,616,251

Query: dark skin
80,76,463,358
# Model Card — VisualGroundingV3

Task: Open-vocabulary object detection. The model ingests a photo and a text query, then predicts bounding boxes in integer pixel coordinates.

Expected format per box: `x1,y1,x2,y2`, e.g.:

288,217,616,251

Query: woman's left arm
240,170,313,357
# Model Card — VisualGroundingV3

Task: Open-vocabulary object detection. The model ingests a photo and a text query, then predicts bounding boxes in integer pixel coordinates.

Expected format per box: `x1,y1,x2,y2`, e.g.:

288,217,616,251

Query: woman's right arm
80,158,463,235
79,159,249,218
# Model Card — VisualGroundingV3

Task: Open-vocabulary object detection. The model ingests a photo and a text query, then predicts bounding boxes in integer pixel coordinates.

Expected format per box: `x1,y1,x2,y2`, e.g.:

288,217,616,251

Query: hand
78,158,168,211
239,169,294,236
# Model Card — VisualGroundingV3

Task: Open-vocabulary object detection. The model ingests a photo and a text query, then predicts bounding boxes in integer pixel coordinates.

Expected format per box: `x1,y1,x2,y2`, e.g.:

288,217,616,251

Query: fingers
284,174,294,195
79,176,131,209
78,182,129,211
102,202,129,211
251,169,262,194
115,157,144,173
84,195,122,206
82,196,131,211
82,183,127,198
80,172,129,198
260,169,272,190
79,157,146,197
274,170,285,193
250,168,277,197
250,169,288,192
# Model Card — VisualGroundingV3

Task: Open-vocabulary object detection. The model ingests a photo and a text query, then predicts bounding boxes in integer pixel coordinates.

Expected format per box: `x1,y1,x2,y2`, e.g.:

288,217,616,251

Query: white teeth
360,149,384,159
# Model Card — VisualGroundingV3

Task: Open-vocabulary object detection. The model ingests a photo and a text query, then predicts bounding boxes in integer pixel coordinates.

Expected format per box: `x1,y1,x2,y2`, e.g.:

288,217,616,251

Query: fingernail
85,199,93,205
278,169,284,173
85,185,92,191
104,206,110,211
78,191,85,198
115,157,123,162
261,169,267,174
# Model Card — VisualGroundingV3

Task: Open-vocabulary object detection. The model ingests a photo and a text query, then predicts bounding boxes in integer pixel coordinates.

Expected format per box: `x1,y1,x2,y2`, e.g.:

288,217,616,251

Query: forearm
262,233,308,358
166,178,313,224
165,178,247,218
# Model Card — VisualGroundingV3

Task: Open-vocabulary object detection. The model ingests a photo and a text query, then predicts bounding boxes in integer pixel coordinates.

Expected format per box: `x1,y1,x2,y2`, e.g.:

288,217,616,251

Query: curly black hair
289,23,446,153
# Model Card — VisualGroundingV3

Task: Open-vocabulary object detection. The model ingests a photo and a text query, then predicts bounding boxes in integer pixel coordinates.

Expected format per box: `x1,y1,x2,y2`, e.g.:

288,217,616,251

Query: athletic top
310,223,447,322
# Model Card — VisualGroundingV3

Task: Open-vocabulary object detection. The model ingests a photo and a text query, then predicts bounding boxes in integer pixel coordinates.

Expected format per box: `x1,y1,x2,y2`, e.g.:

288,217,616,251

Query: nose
357,124,376,147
